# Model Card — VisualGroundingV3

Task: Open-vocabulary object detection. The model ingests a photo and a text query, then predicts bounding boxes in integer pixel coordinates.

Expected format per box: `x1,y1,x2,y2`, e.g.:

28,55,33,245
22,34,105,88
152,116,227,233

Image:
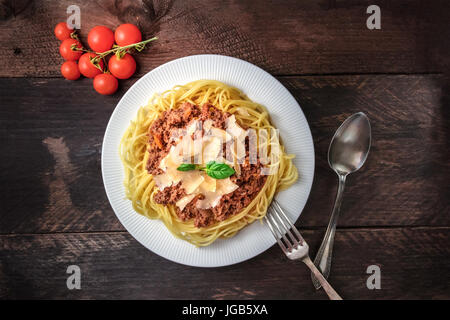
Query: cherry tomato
54,22,74,41
88,26,114,52
78,53,104,78
59,38,82,61
93,74,118,95
108,53,136,79
114,23,142,46
61,61,80,80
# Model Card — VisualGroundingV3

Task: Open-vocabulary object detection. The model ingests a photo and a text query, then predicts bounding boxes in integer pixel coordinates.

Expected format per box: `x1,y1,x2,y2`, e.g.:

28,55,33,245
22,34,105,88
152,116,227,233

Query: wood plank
0,0,448,77
0,78,123,233
0,227,448,299
287,74,450,228
0,74,448,233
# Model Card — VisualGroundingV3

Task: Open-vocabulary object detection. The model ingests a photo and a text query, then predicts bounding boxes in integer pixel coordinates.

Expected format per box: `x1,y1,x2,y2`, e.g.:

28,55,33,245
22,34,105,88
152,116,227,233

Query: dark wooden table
1,0,449,300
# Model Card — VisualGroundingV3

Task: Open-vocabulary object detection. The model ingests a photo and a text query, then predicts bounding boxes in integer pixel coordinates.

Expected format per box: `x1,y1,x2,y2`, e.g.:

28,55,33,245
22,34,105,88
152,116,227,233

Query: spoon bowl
328,112,371,176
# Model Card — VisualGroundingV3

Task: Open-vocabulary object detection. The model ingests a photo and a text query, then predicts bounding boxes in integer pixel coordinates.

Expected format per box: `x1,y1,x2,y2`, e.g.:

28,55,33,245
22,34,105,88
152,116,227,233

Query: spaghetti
119,80,298,246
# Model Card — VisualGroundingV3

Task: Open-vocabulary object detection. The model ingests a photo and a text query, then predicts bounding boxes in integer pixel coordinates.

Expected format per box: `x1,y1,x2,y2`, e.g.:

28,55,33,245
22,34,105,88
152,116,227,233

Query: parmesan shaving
176,194,196,211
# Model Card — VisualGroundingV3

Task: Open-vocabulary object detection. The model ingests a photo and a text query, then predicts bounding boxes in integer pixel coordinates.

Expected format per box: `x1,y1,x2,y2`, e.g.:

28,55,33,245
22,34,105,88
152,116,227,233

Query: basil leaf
177,163,196,171
205,162,235,179
206,161,215,170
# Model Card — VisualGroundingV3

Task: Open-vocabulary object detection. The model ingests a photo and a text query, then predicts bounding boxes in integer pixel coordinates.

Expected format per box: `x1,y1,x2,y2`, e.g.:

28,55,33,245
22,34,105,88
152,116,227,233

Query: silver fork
265,200,343,300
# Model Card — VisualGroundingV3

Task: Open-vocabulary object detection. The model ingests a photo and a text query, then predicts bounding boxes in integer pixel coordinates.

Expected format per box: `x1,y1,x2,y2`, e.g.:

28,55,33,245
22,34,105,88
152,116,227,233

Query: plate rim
101,54,315,267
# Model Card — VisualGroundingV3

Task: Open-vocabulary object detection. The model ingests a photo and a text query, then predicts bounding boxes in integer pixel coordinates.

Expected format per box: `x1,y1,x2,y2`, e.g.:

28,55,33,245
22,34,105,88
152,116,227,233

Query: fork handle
303,256,343,300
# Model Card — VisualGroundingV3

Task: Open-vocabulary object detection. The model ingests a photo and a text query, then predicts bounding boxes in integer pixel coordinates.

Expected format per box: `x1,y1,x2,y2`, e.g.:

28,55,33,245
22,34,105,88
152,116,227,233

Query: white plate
102,55,314,267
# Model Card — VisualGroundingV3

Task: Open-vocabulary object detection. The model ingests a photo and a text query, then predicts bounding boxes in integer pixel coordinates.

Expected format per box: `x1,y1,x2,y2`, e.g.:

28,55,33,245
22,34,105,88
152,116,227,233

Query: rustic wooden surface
0,0,449,300
2,227,449,299
0,0,449,77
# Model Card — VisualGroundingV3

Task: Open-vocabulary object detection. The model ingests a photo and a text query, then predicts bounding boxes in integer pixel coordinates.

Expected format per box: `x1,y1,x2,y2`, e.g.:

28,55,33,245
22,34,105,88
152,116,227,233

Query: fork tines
265,200,304,253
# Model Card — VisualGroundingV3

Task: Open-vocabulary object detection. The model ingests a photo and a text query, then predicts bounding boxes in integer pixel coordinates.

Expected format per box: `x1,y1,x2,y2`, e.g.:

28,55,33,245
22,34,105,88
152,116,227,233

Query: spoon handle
311,174,346,289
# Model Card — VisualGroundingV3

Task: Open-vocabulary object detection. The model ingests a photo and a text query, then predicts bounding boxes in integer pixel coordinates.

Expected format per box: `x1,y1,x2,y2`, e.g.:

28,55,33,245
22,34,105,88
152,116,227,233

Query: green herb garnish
176,161,235,179
176,163,197,171
203,161,235,179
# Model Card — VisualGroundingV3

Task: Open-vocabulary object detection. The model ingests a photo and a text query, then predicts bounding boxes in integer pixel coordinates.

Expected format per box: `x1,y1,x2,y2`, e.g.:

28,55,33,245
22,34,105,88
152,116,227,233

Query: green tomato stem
96,36,158,59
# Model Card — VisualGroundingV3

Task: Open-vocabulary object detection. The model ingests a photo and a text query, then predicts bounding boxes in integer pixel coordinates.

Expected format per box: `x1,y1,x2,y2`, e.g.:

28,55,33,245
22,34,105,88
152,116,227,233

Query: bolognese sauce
146,102,267,227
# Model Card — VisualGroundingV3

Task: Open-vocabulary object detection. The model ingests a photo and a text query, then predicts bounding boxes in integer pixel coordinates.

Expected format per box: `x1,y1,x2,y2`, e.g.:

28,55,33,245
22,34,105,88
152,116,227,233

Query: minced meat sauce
146,102,267,227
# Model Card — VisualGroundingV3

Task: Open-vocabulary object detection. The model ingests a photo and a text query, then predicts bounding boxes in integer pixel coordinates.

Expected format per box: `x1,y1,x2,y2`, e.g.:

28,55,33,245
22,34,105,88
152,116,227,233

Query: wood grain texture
1,227,449,299
289,74,450,228
0,0,449,77
1,75,448,234
0,77,123,233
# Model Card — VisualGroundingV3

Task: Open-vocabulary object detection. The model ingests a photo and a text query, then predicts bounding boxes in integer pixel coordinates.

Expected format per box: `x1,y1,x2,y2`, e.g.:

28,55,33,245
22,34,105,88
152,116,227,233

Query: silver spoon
311,112,371,289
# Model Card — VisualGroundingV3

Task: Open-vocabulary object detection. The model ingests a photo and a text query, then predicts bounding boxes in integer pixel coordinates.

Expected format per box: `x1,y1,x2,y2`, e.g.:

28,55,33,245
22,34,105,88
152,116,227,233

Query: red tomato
88,26,114,52
114,24,142,46
78,53,104,78
59,38,82,61
108,54,136,79
61,61,80,80
93,74,118,95
54,22,74,41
